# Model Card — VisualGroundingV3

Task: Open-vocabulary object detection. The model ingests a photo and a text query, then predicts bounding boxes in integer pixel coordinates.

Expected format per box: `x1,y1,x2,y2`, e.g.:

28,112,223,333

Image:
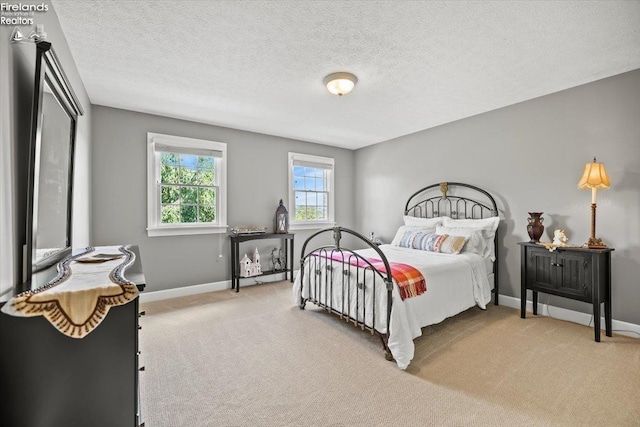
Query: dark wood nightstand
519,242,614,342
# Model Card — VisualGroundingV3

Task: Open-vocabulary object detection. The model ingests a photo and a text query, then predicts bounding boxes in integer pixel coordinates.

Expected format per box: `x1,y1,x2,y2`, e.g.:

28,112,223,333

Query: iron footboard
298,227,395,361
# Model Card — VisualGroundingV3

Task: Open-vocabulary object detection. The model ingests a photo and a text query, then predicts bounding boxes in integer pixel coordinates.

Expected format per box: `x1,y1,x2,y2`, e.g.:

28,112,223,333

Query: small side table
229,233,294,292
519,242,614,342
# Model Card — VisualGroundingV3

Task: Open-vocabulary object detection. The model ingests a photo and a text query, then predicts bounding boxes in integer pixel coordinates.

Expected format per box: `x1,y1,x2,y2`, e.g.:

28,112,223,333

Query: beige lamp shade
578,158,611,189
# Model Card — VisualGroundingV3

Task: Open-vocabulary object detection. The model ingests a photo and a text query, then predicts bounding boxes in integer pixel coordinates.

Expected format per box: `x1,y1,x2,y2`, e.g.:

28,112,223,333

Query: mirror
24,41,83,289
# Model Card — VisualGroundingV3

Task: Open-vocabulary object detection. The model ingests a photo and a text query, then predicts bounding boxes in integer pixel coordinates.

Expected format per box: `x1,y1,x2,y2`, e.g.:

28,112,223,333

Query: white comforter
293,244,492,370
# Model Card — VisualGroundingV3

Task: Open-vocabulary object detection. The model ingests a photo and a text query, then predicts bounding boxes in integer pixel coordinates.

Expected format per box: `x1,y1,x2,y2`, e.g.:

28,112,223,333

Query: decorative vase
527,212,544,243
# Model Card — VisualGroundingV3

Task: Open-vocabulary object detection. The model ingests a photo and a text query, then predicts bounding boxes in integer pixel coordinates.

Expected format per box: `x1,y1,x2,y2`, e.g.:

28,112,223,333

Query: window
288,152,334,229
147,133,227,236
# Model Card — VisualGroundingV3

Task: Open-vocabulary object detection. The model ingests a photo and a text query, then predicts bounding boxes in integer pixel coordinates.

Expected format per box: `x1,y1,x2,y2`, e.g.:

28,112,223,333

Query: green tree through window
159,152,217,224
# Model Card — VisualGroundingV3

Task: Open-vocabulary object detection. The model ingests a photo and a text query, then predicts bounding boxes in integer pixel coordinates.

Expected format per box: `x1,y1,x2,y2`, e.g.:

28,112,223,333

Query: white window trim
288,152,335,231
147,133,227,237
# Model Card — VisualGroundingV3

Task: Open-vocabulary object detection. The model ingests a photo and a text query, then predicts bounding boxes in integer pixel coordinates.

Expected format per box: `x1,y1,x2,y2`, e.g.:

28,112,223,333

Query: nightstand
519,242,614,342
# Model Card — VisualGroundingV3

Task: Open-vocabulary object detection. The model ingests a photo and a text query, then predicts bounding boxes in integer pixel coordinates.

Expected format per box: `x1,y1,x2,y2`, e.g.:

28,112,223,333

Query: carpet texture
140,281,640,426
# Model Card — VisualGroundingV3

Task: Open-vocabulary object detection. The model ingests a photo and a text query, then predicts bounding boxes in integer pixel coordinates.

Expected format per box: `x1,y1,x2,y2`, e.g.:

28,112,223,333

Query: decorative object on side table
537,229,576,252
230,226,267,235
239,248,262,277
552,229,568,246
578,157,611,248
369,232,383,246
274,199,289,233
271,247,283,271
526,212,544,242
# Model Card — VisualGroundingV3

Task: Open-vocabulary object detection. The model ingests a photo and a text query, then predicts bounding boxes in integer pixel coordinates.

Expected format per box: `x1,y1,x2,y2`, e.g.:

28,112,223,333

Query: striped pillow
398,231,468,255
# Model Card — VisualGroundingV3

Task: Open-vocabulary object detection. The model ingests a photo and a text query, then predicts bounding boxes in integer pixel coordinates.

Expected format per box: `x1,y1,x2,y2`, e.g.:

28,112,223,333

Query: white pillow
441,217,499,260
391,225,438,246
436,226,488,258
442,216,499,232
403,216,445,228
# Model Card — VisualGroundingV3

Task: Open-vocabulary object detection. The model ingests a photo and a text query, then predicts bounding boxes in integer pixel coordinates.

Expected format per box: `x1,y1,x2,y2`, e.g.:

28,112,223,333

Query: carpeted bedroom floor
140,281,640,426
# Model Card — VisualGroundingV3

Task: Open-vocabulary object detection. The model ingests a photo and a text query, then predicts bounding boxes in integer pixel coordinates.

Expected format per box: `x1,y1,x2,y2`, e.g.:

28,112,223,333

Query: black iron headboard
405,182,498,219
405,182,499,305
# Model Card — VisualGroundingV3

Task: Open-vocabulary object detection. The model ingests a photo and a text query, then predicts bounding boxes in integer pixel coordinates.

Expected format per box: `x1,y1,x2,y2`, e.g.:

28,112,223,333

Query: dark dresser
0,246,146,427
519,242,613,342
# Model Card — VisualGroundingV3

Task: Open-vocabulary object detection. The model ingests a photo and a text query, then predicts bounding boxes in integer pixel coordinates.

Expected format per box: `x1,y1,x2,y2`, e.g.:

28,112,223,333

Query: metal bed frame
298,182,499,361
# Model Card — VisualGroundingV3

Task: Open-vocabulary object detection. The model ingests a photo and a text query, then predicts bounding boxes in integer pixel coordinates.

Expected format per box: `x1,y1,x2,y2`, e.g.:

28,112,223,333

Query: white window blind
291,159,334,170
154,143,223,159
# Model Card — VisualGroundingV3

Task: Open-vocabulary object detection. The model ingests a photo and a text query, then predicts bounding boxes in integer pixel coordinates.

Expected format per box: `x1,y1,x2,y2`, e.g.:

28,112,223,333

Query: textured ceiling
52,1,640,150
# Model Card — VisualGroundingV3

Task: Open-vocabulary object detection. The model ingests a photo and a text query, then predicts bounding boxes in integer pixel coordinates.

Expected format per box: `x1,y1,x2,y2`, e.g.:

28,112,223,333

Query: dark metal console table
229,233,294,292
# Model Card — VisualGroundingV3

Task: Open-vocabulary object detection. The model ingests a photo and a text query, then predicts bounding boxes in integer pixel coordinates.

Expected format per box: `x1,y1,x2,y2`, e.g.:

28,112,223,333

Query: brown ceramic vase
527,212,544,242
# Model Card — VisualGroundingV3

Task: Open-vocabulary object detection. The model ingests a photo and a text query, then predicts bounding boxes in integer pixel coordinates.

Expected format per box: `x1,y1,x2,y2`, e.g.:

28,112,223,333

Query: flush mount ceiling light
323,72,358,97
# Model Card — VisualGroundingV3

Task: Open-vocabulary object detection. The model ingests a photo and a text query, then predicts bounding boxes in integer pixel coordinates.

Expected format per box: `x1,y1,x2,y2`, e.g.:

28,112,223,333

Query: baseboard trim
140,271,298,303
140,282,639,339
499,295,640,339
140,280,231,303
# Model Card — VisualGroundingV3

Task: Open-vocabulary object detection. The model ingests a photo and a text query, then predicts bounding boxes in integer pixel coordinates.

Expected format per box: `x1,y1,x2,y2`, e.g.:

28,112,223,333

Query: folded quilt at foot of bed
311,251,426,300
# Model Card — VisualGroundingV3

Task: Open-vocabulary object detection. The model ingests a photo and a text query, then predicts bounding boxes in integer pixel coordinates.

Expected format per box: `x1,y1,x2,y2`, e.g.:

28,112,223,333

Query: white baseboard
140,280,231,303
140,271,298,303
499,295,640,339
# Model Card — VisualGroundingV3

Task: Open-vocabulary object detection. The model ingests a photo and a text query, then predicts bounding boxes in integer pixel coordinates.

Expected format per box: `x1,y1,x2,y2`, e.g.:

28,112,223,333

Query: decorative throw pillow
398,230,467,255
391,225,438,246
438,235,468,254
436,226,489,258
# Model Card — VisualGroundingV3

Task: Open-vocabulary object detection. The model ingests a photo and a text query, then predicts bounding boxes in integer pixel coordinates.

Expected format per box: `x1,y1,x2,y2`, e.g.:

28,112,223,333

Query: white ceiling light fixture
323,72,358,97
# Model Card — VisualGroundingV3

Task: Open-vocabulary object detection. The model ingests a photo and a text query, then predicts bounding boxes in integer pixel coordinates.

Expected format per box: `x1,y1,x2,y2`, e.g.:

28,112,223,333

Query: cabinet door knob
139,311,146,317
139,366,145,372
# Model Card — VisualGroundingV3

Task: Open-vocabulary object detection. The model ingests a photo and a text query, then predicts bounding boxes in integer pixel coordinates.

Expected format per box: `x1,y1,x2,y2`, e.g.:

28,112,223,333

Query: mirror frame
23,41,84,287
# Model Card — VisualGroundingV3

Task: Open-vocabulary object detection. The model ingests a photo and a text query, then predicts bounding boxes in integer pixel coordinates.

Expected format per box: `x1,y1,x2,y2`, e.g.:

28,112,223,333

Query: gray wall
91,106,355,292
355,69,640,325
0,0,92,299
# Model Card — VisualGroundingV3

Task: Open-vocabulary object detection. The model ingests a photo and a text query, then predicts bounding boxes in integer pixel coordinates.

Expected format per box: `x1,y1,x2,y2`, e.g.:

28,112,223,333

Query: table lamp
577,157,610,248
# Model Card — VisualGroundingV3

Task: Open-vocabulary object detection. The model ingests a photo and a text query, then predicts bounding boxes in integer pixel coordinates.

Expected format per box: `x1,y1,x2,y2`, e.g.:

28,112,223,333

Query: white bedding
293,244,492,370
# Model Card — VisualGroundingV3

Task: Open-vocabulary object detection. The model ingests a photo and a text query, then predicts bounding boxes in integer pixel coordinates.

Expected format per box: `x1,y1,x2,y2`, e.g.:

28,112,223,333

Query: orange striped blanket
312,252,426,300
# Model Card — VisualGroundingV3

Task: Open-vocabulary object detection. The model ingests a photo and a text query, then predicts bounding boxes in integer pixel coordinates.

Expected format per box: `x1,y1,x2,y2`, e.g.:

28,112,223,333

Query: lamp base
584,236,607,249
585,202,607,249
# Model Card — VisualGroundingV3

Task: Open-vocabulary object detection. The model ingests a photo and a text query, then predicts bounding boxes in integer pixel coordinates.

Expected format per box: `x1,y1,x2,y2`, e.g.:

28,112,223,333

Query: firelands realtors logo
1,3,48,25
